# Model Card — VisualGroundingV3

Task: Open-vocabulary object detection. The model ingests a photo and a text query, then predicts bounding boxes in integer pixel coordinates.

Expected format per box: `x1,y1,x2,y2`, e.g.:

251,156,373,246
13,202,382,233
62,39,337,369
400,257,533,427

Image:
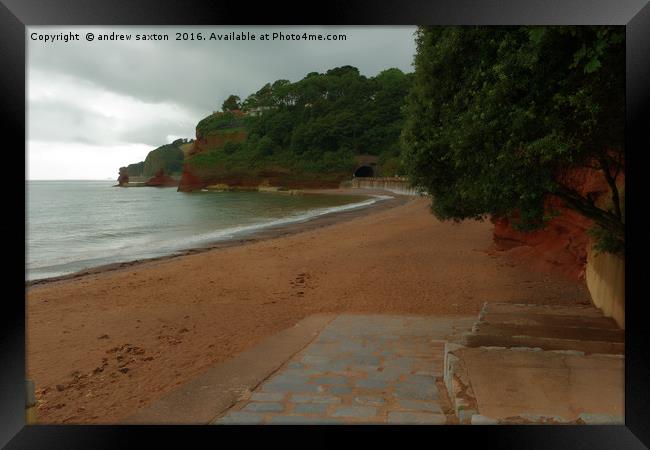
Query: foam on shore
170,194,393,248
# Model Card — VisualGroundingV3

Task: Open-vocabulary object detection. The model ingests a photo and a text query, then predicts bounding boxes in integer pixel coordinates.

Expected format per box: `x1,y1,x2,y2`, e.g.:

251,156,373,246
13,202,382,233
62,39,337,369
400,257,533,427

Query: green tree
401,26,625,254
222,94,241,112
256,136,279,156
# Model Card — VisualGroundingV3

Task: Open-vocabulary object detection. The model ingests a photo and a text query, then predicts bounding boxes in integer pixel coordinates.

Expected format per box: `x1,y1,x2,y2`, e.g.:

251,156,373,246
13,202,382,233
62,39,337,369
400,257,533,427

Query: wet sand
26,193,591,423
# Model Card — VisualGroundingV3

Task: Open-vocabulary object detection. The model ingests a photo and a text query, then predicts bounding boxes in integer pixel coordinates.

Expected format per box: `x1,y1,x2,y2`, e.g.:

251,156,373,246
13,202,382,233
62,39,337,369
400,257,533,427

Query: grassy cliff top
196,110,247,137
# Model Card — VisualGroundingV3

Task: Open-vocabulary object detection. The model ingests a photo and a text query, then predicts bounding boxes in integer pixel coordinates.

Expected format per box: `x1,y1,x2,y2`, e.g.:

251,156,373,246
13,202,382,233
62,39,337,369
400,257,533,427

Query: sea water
26,180,386,281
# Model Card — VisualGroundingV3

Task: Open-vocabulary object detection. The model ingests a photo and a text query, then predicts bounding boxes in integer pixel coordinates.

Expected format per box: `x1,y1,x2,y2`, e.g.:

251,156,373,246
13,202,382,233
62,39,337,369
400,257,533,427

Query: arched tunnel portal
353,165,374,178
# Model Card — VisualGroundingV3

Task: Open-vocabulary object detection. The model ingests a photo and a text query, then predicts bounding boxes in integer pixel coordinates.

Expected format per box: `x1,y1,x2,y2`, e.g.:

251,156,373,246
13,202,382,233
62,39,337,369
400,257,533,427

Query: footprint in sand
290,272,314,297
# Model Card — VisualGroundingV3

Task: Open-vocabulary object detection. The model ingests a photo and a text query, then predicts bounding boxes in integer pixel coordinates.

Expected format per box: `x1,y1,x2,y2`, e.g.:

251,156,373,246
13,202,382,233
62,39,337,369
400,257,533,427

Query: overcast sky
27,26,417,180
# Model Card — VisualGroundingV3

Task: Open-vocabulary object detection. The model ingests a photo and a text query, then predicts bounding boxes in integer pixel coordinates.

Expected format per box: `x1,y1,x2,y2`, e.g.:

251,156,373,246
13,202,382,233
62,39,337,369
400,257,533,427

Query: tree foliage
244,66,411,164
401,26,625,254
222,94,241,112
195,65,413,177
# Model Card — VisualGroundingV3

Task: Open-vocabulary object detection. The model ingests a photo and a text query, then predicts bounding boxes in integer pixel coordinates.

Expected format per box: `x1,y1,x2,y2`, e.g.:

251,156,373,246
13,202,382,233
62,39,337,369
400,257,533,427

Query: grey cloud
119,120,196,147
27,26,416,178
28,100,120,145
29,26,417,116
29,99,195,147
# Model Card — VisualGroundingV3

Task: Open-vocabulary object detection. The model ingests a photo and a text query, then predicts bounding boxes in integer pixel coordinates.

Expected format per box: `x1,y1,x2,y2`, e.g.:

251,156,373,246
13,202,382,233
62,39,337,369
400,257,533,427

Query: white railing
350,177,422,196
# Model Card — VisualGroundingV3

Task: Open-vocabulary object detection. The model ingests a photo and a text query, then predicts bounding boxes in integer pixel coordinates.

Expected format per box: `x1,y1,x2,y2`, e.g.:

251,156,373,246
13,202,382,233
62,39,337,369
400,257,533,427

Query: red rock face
179,129,248,190
145,169,178,187
177,164,206,191
493,167,623,280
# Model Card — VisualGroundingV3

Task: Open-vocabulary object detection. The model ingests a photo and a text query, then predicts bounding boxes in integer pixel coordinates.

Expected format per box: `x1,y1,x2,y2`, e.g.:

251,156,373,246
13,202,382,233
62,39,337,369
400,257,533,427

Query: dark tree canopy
222,94,241,112
401,26,625,254
244,66,412,160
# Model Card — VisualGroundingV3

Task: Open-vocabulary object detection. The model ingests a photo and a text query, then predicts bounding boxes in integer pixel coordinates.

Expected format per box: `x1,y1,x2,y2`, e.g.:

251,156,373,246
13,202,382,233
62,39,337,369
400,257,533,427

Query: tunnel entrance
353,165,374,178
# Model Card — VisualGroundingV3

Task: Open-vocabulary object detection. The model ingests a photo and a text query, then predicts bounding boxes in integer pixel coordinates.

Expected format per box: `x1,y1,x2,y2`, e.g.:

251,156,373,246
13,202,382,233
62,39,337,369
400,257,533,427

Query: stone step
466,302,624,354
481,303,605,318
461,332,624,355
479,311,619,330
471,322,625,343
445,302,625,423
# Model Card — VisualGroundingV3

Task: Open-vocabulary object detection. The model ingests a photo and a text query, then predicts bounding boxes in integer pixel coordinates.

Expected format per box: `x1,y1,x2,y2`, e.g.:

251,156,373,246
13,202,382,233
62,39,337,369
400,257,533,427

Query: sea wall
351,177,420,196
586,244,625,329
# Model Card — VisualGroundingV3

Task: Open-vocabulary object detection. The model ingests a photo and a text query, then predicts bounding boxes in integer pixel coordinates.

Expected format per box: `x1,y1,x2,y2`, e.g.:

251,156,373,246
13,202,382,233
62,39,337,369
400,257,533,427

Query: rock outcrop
117,167,129,186
177,164,205,191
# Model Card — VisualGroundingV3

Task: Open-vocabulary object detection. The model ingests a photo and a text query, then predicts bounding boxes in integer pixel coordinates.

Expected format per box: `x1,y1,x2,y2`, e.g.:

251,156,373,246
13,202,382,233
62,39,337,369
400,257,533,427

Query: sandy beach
26,193,591,423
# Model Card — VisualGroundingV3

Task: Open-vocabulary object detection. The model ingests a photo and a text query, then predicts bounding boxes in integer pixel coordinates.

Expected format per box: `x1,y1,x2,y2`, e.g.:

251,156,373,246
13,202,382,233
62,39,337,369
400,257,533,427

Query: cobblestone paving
214,315,459,425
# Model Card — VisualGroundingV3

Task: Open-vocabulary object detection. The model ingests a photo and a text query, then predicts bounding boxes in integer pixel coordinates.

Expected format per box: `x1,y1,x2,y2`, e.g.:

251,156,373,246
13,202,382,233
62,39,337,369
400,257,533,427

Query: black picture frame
2,0,649,448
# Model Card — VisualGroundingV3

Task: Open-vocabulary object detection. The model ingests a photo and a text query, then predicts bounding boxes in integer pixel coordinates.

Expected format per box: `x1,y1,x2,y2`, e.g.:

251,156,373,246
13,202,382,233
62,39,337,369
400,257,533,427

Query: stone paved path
214,314,473,424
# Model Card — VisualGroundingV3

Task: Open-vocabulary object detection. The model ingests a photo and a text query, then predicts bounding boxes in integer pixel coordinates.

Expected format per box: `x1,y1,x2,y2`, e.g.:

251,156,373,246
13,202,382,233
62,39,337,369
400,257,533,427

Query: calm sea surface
26,180,383,281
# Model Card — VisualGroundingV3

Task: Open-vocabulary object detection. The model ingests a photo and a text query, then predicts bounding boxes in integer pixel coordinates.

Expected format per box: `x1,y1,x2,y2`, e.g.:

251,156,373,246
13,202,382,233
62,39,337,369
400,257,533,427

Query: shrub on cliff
402,26,625,254
223,141,243,155
196,111,246,138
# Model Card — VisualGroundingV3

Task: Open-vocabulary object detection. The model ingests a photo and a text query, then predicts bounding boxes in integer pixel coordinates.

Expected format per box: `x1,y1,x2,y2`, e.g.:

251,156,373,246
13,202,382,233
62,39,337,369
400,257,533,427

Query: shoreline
27,195,591,424
27,188,410,288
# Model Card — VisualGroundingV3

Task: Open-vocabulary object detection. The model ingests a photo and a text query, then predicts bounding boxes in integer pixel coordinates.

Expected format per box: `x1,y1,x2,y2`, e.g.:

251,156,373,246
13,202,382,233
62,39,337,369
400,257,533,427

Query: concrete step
462,332,624,355
464,302,624,354
443,345,624,424
481,303,605,318
478,311,620,330
471,322,624,343
445,302,625,423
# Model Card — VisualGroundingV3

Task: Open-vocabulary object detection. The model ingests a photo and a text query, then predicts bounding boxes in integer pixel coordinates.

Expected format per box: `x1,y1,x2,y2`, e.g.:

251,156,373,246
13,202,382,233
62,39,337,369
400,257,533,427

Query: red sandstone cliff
493,167,624,280
178,124,248,191
145,169,178,187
